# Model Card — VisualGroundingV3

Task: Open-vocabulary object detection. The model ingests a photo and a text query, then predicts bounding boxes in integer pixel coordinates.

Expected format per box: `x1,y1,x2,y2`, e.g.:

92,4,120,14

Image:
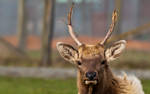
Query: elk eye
77,61,82,66
101,60,106,65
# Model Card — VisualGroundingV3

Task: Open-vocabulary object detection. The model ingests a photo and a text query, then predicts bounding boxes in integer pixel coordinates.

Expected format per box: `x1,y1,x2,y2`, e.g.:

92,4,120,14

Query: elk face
57,40,126,85
57,3,126,86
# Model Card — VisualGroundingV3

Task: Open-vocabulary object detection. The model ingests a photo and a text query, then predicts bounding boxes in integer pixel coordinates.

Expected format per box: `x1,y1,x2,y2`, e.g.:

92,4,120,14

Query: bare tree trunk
17,0,27,51
0,0,29,61
81,0,86,34
41,0,55,66
115,0,122,34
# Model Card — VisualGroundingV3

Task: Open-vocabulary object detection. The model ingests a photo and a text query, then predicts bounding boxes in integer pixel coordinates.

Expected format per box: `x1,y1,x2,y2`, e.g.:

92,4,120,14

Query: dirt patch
2,35,150,51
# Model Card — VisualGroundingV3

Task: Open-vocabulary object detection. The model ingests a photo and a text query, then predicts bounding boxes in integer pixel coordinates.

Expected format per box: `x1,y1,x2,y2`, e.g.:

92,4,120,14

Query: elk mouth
84,80,97,85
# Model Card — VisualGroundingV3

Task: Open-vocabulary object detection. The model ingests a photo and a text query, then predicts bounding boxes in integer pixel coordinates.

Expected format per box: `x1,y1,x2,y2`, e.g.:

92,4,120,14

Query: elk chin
85,80,97,85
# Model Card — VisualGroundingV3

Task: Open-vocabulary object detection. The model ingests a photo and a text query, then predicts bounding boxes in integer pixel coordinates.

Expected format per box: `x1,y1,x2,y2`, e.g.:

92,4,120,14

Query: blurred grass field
0,50,150,69
0,76,149,94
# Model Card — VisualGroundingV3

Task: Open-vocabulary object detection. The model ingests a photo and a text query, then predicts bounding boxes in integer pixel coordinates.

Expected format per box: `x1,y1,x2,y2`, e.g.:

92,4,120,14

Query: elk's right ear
57,42,78,63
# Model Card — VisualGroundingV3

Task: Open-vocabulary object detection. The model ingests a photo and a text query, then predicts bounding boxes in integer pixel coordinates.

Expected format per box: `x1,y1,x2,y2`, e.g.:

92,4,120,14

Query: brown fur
78,45,104,58
76,45,118,94
57,42,144,94
77,62,119,94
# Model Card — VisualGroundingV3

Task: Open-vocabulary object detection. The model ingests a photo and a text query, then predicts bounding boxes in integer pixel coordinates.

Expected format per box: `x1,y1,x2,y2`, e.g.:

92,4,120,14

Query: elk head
57,3,126,86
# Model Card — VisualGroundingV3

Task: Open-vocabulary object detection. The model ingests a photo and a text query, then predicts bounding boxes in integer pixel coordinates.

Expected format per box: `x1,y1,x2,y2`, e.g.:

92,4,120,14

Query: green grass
142,80,150,93
0,76,149,94
0,76,77,94
111,50,150,69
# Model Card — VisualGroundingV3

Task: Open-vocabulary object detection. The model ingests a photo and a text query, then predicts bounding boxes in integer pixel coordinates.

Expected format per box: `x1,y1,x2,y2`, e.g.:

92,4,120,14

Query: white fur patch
118,73,145,94
127,75,144,94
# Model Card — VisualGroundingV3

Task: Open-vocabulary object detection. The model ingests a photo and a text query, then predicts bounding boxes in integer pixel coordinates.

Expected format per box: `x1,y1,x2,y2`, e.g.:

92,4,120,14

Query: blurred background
0,0,149,94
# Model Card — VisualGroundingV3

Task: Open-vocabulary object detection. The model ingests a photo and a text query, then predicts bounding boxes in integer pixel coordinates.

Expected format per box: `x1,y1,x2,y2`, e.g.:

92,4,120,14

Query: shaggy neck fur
77,66,119,94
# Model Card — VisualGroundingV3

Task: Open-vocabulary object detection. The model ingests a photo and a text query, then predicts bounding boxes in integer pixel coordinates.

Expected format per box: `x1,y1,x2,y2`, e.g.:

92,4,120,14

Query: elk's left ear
105,40,126,62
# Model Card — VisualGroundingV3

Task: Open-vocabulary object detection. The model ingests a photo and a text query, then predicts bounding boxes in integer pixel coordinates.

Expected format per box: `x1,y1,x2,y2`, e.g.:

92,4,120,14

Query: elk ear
57,42,78,63
105,40,126,62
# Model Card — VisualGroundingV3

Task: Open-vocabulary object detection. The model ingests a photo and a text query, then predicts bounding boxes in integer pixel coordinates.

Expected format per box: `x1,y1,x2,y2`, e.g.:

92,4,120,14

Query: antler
67,3,82,46
100,10,118,45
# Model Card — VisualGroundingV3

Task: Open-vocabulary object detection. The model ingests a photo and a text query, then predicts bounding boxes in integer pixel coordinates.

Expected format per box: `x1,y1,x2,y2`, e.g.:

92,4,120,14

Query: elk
57,3,144,94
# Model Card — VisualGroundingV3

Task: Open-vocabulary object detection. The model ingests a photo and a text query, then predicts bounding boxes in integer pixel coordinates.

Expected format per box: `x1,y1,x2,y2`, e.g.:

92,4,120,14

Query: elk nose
86,72,96,80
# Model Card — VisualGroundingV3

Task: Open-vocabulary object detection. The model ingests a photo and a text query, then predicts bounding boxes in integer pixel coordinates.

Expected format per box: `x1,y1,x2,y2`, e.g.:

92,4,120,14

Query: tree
115,0,122,34
41,0,55,66
17,0,28,51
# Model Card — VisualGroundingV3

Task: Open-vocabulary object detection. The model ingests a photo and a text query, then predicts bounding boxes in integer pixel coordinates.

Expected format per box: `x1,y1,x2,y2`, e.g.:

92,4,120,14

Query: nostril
86,72,96,80
93,72,96,77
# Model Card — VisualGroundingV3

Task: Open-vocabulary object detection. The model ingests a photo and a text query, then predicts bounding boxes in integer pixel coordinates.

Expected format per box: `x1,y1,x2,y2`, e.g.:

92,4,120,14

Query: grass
142,80,150,93
0,76,77,94
110,50,150,69
0,76,149,94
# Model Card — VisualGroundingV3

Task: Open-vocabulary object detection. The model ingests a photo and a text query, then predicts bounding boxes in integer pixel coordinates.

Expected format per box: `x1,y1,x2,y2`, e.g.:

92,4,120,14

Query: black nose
86,72,96,80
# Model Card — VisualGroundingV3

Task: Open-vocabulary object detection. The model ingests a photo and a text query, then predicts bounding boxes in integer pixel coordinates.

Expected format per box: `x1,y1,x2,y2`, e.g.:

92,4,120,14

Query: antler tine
67,3,82,46
100,10,118,45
